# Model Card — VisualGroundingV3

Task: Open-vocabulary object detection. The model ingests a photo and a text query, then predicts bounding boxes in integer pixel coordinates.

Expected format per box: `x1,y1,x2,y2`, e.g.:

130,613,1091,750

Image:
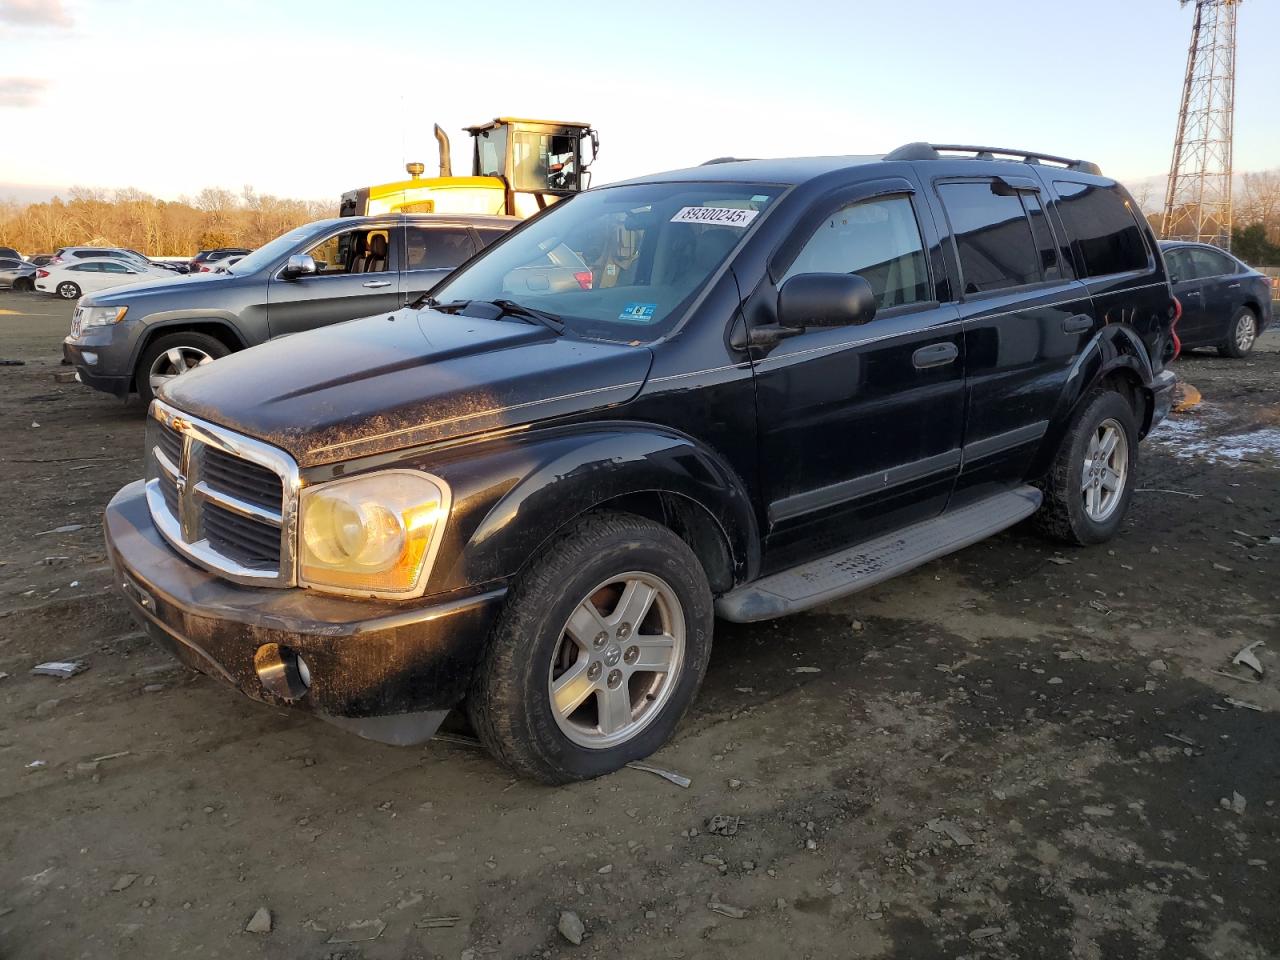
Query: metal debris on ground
625,761,691,788
415,915,460,929
1231,641,1265,677
91,750,130,763
31,661,87,678
926,818,975,846
1212,669,1260,685
709,899,748,919
970,927,1002,941
706,815,742,837
1224,697,1264,712
1164,733,1197,747
326,919,386,944
558,910,585,945
36,524,84,536
791,666,822,673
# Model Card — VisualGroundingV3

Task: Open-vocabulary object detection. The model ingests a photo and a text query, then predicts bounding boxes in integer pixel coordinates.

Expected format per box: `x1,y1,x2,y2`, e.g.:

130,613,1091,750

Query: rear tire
468,511,713,784
1034,390,1139,546
136,331,230,404
13,277,33,291
1218,307,1258,358
56,281,81,300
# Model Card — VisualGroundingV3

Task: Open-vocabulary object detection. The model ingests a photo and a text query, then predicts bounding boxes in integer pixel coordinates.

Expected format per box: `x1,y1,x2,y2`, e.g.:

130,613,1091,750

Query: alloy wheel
148,345,213,393
1081,418,1128,523
1235,313,1257,353
547,571,686,749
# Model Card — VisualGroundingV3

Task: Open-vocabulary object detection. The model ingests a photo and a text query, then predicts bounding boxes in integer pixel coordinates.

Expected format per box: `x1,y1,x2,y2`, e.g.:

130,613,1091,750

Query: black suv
104,143,1177,783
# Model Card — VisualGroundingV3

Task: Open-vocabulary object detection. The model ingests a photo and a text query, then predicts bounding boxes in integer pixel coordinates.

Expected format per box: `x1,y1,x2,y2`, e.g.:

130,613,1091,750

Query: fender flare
129,315,248,374
1030,324,1156,476
428,423,760,595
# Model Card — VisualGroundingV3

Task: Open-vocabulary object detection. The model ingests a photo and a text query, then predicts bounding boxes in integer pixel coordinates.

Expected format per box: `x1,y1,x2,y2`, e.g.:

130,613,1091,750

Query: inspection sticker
618,302,658,323
670,206,759,227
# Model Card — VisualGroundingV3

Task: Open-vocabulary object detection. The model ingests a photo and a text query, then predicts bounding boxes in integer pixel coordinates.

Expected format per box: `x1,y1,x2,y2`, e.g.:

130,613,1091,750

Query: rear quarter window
1053,181,1150,278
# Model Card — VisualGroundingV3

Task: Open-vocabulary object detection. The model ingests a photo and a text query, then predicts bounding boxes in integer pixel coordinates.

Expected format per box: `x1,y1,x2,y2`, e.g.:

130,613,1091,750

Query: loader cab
467,118,599,217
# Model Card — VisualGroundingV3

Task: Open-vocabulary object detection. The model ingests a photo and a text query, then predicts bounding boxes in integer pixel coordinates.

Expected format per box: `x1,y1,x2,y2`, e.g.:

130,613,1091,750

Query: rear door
927,170,1094,495
266,223,402,337
1189,246,1240,343
751,179,965,563
399,222,480,305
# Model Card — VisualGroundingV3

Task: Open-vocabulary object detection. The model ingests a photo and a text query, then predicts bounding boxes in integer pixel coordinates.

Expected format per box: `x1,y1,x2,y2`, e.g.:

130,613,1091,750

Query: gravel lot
1,290,1277,959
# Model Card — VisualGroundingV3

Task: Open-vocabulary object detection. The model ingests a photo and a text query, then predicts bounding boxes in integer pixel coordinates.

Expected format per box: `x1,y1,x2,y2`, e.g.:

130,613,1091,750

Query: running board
715,486,1042,623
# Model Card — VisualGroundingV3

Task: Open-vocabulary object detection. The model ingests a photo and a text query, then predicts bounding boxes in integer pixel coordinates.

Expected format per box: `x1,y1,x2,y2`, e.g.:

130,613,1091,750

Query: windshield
430,182,783,341
226,227,315,275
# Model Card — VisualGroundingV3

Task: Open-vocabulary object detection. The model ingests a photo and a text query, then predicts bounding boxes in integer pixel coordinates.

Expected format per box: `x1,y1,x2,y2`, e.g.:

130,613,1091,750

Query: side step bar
715,486,1043,623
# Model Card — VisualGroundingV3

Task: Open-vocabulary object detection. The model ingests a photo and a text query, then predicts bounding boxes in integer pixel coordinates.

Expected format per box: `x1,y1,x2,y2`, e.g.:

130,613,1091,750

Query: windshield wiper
417,296,565,334
489,299,565,334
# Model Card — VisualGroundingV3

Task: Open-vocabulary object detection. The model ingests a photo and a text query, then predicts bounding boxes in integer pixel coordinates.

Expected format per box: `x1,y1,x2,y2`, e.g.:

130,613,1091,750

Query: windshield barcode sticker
670,206,759,227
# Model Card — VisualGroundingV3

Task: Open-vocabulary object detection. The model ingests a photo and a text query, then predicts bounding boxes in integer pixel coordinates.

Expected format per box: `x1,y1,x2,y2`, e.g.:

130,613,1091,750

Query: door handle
1061,314,1093,334
362,280,392,288
1227,281,1241,289
1182,290,1202,297
912,342,958,369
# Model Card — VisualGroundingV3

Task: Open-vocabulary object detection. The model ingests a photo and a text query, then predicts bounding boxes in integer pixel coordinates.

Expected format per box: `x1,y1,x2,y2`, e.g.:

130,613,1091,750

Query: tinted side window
1191,248,1235,279
1022,193,1066,281
1164,248,1193,281
304,229,393,275
1053,181,1149,277
937,181,1041,294
475,228,509,248
405,227,475,270
0,258,18,268
782,195,930,310
100,261,128,273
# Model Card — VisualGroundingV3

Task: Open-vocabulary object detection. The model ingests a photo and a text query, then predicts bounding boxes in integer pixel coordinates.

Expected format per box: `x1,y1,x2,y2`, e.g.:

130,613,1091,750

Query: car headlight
83,305,129,326
298,470,450,598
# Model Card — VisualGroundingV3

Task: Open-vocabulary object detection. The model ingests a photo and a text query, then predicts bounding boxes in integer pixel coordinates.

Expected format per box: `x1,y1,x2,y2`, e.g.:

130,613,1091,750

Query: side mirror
283,254,317,279
778,273,877,330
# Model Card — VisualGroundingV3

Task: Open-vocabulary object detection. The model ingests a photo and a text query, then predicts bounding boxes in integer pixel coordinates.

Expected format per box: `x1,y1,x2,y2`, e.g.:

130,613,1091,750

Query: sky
1,0,1277,205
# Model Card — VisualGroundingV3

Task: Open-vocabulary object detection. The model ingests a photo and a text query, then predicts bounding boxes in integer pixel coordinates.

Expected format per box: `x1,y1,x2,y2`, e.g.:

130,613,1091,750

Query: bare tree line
0,186,333,257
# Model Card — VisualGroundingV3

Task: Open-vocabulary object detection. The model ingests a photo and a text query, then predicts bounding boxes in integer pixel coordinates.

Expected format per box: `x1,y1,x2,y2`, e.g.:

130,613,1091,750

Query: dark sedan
1161,241,1273,358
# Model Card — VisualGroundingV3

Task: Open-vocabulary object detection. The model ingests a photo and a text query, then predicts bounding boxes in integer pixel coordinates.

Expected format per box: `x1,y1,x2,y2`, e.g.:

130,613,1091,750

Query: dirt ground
1,290,1277,960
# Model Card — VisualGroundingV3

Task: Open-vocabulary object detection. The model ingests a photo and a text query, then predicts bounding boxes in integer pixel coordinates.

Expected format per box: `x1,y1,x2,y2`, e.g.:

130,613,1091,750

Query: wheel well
583,491,736,594
1098,368,1150,435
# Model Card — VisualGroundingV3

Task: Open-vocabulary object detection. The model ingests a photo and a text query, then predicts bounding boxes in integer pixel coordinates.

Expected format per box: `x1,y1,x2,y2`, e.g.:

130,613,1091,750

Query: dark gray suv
62,213,518,402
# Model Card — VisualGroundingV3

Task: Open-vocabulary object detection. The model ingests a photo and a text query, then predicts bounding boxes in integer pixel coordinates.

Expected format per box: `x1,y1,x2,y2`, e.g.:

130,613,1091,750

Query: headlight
298,470,450,598
83,305,128,326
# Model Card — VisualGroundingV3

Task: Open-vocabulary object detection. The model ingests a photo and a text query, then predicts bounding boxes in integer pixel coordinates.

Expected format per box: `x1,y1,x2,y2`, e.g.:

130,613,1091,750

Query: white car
35,258,173,300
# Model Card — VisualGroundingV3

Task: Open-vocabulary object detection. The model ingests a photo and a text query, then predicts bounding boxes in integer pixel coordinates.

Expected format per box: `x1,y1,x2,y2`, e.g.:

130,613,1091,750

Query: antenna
1162,0,1240,250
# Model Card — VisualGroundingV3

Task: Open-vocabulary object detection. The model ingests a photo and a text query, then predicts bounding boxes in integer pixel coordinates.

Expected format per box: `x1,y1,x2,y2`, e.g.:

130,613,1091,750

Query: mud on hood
160,307,653,467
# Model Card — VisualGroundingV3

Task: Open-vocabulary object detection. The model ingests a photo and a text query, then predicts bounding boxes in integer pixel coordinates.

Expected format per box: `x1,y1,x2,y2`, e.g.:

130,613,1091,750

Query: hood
161,308,654,467
81,270,231,305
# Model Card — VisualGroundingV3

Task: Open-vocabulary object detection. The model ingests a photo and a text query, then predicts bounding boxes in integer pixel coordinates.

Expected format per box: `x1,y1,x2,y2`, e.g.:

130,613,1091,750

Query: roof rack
701,156,754,165
883,142,1102,177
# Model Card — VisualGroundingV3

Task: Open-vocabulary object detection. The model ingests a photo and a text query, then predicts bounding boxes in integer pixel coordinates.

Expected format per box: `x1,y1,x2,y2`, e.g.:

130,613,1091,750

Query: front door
266,224,402,337
750,185,965,571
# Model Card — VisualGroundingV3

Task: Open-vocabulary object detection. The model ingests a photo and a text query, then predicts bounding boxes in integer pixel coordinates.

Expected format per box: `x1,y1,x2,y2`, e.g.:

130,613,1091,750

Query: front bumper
104,480,505,745
1148,368,1178,433
63,336,133,397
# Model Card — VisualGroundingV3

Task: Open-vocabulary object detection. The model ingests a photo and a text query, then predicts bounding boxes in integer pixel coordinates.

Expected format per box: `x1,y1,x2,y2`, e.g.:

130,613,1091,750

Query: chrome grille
144,400,300,586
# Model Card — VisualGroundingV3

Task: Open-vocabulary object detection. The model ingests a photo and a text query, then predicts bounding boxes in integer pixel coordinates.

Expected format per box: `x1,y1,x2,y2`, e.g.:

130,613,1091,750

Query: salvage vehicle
63,213,516,403
104,144,1178,783
340,117,599,219
1160,240,1272,358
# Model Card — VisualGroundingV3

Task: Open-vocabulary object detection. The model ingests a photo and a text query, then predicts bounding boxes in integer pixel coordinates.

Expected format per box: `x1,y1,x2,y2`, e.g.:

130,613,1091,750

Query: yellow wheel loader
340,117,599,220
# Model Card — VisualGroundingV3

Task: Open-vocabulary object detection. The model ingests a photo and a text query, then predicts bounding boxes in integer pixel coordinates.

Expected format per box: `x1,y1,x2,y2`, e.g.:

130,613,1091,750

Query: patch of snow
1148,406,1280,465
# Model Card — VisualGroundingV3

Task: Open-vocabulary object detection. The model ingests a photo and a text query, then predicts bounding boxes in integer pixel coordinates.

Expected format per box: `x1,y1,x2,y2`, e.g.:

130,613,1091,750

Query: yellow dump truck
340,117,599,220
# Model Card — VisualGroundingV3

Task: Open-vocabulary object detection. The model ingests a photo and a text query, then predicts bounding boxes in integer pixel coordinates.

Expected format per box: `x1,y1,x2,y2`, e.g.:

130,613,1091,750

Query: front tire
136,331,230,404
468,511,714,784
1218,307,1258,358
1034,389,1139,546
56,281,81,300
